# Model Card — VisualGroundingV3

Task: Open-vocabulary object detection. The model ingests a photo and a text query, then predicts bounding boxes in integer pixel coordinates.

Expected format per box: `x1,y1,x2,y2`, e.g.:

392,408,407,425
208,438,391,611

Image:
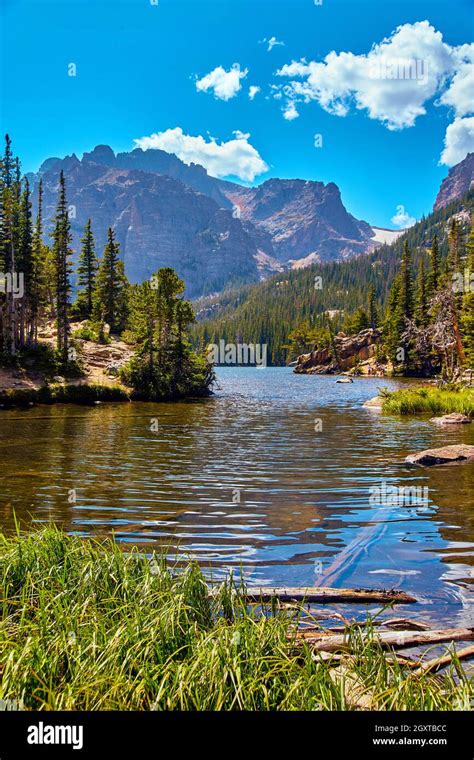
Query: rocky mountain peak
434,153,474,211
83,145,116,164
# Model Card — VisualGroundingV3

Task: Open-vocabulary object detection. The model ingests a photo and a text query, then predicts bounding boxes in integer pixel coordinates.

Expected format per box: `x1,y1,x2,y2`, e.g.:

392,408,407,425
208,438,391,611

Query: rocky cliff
28,145,385,295
294,328,383,374
434,153,474,211
31,155,261,298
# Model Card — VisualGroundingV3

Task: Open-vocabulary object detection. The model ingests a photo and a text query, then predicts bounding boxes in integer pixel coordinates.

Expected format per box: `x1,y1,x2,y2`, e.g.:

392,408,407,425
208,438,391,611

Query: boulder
363,396,383,409
405,445,474,467
294,328,382,374
430,412,471,425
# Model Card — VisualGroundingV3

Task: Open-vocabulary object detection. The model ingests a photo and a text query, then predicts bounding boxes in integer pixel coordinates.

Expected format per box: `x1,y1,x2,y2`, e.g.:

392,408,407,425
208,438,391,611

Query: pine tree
427,234,440,297
93,227,128,333
17,178,33,347
415,256,428,326
399,241,414,321
461,214,474,367
76,219,98,318
446,217,462,275
383,275,404,363
122,268,211,400
367,284,378,330
30,178,44,344
51,171,73,363
0,135,21,355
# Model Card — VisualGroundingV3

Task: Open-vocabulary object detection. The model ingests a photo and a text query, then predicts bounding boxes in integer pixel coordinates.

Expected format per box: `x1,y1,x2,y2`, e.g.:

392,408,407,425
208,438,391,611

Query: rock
363,396,383,408
434,153,474,211
405,445,474,467
52,376,66,384
430,412,471,425
294,328,382,374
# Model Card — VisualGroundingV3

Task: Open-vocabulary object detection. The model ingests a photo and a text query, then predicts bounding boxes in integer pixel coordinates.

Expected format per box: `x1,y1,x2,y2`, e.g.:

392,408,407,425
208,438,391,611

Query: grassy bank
0,383,130,408
0,527,471,710
381,386,474,417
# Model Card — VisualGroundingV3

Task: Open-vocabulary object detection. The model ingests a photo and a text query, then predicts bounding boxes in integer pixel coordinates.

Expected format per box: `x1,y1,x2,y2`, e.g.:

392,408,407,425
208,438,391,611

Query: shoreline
1,525,471,711
0,380,213,408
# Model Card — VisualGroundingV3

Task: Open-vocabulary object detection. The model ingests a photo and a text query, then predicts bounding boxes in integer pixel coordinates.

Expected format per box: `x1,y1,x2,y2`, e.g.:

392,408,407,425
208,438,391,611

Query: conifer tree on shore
76,219,98,319
461,215,474,367
51,171,73,363
30,178,44,344
93,227,128,333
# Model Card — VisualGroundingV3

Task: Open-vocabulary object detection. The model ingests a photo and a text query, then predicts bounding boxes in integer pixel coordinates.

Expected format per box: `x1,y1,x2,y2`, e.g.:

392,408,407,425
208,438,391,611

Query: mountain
29,145,387,296
31,155,261,298
434,153,474,211
223,179,377,264
192,189,474,364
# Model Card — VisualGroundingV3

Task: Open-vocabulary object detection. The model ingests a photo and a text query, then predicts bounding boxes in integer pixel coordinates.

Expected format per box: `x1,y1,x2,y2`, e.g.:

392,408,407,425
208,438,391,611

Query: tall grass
381,386,474,417
0,527,471,710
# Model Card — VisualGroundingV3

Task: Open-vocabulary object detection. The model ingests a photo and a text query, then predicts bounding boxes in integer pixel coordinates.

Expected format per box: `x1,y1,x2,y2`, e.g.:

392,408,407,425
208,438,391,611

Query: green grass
0,526,471,710
0,383,130,408
381,386,474,417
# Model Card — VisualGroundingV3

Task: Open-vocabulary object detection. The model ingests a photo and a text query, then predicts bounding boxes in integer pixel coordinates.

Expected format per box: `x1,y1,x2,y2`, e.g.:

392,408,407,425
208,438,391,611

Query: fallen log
232,586,416,605
380,618,431,631
298,618,430,636
294,627,474,652
414,644,474,675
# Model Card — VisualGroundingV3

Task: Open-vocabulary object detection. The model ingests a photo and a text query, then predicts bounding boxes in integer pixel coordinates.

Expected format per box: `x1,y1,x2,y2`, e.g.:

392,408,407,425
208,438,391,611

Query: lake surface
0,368,473,626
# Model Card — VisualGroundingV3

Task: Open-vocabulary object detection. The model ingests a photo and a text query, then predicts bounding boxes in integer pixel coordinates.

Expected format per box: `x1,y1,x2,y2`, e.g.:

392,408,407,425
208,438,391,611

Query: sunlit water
0,368,473,626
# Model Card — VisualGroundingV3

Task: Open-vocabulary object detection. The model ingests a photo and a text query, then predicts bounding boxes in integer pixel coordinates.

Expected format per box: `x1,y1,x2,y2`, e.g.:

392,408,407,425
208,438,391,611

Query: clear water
0,367,473,626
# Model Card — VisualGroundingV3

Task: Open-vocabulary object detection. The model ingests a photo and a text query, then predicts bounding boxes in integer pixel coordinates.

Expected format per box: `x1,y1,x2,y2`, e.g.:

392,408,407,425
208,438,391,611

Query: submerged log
295,627,474,652
236,586,416,605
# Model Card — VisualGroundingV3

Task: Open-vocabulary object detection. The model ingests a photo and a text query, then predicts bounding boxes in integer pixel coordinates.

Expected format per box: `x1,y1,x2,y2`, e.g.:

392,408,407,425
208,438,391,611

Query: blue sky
1,0,473,228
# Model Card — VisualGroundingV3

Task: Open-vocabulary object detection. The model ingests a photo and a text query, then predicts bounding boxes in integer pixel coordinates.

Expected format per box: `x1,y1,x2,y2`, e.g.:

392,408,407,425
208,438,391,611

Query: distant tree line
192,190,474,375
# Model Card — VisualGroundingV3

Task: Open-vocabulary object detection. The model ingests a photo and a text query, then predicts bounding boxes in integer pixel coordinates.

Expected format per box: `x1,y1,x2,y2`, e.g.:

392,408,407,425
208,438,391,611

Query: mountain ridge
28,144,472,299
28,144,386,296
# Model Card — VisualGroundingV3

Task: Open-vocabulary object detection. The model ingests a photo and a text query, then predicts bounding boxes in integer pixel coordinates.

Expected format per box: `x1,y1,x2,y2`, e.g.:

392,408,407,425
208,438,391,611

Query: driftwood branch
233,586,416,605
414,644,474,675
294,627,474,653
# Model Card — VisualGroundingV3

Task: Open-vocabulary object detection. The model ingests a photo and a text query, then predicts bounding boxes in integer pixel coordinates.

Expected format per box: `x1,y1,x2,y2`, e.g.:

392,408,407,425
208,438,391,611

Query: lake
0,367,473,626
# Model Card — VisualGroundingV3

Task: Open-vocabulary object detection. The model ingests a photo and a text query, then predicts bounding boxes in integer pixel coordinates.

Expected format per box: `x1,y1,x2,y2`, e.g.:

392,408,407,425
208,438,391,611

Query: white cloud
277,21,472,130
133,127,268,182
261,36,285,52
275,22,456,130
438,44,474,118
391,205,416,228
196,63,248,101
440,116,474,166
274,21,474,165
248,85,261,100
283,101,299,121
